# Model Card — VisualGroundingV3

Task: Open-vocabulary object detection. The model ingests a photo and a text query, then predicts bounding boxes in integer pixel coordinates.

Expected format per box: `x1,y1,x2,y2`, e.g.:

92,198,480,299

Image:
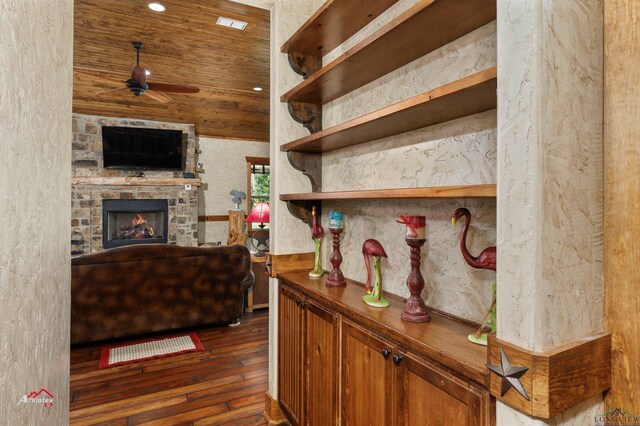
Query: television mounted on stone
102,126,184,170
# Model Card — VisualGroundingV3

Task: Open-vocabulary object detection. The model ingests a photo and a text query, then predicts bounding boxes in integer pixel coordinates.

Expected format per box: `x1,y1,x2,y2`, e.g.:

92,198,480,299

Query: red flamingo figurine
451,208,496,271
452,207,496,345
362,239,388,295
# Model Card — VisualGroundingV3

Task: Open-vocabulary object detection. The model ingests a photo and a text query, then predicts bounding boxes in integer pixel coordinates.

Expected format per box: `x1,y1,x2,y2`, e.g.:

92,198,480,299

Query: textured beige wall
197,137,270,245
497,0,604,353
0,0,73,424
496,0,604,424
268,0,322,398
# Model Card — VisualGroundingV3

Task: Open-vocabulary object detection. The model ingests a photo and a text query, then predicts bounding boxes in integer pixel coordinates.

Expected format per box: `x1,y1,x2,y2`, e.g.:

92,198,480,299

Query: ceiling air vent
216,17,248,30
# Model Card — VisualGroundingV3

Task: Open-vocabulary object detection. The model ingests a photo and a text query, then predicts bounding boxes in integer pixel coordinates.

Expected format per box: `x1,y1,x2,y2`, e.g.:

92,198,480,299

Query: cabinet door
305,301,339,425
278,286,306,425
396,351,492,426
341,321,396,426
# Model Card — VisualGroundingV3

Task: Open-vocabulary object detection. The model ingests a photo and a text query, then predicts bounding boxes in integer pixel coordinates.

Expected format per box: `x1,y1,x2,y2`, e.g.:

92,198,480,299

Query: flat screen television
102,126,184,170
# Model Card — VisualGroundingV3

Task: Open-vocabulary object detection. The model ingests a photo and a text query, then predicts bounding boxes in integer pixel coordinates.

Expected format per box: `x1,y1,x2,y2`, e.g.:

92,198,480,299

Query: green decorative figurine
468,282,497,346
362,239,389,308
309,205,325,278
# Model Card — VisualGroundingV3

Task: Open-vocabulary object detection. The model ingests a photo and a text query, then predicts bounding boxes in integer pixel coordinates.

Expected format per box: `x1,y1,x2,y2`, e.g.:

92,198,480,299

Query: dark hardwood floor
70,311,269,426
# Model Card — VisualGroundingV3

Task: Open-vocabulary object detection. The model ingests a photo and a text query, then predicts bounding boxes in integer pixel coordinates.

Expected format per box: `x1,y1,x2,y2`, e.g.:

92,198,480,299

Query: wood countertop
278,271,489,387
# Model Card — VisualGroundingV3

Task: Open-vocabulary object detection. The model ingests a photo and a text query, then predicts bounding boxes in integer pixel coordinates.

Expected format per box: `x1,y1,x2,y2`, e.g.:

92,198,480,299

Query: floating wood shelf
281,0,496,105
281,184,496,201
281,68,497,153
71,177,202,187
280,0,400,58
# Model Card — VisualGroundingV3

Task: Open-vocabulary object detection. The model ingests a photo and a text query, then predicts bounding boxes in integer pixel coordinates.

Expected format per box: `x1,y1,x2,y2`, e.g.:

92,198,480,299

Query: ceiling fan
75,41,200,103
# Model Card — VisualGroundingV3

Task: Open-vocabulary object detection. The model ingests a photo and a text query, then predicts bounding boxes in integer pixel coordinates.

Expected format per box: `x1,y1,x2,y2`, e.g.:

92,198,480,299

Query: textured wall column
0,0,73,424
497,0,604,424
267,0,323,398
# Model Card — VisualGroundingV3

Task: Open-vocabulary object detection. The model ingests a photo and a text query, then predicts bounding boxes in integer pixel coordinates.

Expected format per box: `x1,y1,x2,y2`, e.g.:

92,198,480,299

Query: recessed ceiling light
148,3,165,12
253,87,263,92
216,17,248,31
145,70,151,76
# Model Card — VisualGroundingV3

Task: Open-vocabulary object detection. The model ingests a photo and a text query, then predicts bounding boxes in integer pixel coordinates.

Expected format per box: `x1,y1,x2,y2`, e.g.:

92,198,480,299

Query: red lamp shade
245,202,270,224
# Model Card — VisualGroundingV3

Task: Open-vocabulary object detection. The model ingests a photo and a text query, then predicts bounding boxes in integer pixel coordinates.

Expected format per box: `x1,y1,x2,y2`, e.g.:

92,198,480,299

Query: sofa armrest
241,269,255,292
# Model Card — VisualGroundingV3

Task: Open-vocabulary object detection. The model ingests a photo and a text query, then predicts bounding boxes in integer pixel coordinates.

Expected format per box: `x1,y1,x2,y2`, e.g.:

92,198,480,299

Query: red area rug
99,332,204,369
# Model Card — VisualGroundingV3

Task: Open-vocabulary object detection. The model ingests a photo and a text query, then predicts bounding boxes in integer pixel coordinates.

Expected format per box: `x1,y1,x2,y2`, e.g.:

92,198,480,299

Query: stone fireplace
102,199,169,249
71,114,200,254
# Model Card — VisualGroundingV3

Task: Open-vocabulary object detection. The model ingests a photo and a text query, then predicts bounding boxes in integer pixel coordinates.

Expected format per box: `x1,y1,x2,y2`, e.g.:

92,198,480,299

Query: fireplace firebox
102,199,168,249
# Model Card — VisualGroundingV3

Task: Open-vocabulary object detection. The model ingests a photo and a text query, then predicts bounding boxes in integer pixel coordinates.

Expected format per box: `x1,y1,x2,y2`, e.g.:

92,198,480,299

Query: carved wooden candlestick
401,239,431,323
326,228,346,287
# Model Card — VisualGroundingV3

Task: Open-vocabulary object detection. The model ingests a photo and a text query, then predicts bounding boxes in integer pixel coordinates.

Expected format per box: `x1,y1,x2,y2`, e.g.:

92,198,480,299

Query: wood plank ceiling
73,0,270,141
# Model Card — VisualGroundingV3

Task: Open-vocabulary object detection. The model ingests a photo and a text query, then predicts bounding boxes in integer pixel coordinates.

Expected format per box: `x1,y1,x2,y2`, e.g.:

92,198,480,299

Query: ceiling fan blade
96,87,128,96
74,69,124,87
147,82,200,94
144,90,172,104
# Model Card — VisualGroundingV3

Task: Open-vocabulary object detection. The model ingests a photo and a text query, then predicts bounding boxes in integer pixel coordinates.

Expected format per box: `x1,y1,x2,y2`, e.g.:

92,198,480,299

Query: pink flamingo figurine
362,239,389,308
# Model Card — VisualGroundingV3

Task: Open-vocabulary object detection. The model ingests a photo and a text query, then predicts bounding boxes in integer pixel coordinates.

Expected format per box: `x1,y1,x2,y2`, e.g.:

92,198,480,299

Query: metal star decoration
486,348,530,400
253,233,269,250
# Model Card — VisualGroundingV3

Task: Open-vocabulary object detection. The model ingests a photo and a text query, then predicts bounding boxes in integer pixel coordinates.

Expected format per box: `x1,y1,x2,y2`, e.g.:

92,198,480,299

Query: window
246,157,270,231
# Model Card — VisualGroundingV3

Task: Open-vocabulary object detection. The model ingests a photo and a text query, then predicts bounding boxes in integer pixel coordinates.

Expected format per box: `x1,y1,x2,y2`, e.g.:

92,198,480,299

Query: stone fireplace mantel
72,176,202,187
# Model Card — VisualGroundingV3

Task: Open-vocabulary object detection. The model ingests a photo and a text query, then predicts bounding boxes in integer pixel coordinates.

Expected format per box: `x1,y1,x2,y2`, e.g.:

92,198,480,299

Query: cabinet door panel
341,321,395,426
397,352,492,426
305,302,339,425
278,286,305,425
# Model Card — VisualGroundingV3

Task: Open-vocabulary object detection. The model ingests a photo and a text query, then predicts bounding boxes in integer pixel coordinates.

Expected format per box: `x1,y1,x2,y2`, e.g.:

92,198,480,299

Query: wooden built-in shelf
279,271,489,385
281,68,497,153
281,0,399,58
281,0,496,105
281,184,496,201
71,177,202,187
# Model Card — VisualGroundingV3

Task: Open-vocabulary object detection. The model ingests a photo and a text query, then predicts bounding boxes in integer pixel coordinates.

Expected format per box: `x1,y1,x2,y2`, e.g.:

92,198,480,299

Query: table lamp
244,202,270,257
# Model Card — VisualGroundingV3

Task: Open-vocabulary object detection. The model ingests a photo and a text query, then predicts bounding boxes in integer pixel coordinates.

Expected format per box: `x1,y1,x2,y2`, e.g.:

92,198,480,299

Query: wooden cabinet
278,272,494,426
305,302,339,425
341,321,492,426
279,286,340,426
396,351,492,426
341,321,395,426
278,286,305,424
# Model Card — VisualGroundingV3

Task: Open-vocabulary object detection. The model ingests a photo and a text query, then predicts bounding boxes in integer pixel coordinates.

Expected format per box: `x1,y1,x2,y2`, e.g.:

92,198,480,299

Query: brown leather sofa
71,244,254,345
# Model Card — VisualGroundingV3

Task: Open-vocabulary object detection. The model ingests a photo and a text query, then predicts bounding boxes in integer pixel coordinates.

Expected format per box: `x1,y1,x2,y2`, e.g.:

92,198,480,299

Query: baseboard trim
264,392,288,425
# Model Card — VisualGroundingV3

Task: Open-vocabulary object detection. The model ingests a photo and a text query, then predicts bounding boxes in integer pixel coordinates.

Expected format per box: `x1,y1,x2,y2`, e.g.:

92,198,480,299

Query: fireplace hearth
103,199,168,249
